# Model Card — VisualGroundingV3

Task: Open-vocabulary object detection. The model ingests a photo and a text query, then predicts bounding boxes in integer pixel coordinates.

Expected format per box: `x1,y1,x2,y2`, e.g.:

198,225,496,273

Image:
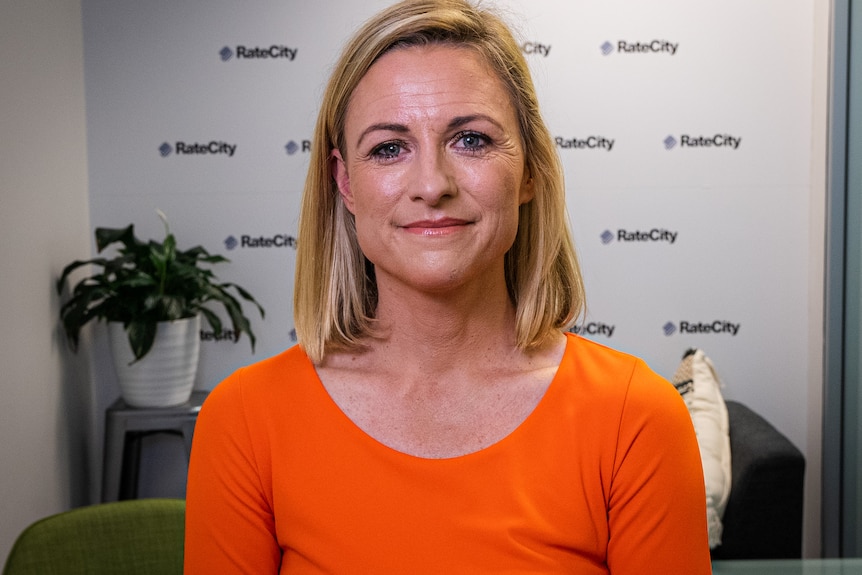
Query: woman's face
333,44,533,296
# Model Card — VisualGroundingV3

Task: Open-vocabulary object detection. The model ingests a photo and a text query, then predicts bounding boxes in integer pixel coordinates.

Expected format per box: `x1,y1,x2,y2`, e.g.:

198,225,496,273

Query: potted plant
57,210,265,407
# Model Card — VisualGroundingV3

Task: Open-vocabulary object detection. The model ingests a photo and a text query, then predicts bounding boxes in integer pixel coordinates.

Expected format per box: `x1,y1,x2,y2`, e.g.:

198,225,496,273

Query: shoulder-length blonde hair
295,0,584,363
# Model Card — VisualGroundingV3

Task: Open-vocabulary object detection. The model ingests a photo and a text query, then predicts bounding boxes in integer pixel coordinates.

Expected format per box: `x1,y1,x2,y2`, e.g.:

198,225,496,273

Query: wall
0,0,93,564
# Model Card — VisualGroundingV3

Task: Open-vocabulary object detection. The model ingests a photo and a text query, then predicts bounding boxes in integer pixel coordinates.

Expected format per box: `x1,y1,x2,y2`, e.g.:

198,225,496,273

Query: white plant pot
108,315,201,408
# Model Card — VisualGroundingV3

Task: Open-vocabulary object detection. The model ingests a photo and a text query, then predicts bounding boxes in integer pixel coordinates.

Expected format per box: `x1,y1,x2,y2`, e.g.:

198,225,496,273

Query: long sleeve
184,368,282,574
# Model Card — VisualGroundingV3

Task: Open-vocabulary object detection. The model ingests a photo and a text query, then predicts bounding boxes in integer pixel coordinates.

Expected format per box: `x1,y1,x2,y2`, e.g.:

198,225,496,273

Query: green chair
2,498,184,575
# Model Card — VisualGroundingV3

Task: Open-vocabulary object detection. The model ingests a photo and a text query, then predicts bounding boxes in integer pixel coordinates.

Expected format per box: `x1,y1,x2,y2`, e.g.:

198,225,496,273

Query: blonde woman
185,1,711,572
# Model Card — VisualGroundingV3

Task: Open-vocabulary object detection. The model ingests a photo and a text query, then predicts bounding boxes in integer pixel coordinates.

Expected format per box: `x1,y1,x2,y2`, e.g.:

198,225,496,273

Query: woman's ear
519,171,535,205
331,149,355,213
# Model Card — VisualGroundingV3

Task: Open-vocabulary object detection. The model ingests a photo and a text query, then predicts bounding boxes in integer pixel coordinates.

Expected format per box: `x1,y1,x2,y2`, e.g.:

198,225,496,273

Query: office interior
1,0,860,564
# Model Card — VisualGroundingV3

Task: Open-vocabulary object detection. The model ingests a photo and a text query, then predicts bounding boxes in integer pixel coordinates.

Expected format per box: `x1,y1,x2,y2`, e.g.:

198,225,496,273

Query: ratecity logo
200,329,242,343
521,41,552,57
663,320,741,337
570,322,616,338
664,134,742,150
220,45,298,61
555,136,615,151
224,234,298,251
601,229,678,245
159,141,237,157
602,40,679,55
285,140,312,155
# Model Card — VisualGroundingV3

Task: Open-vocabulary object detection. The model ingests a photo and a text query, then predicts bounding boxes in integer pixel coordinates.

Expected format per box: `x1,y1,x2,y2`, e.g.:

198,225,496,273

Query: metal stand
102,390,208,502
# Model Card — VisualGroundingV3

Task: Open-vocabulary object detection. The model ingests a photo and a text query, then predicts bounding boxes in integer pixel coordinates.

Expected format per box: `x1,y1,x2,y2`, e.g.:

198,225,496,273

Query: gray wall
0,0,93,564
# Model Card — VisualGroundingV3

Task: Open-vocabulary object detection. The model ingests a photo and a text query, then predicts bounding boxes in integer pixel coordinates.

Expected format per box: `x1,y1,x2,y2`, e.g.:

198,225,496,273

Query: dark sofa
710,400,806,559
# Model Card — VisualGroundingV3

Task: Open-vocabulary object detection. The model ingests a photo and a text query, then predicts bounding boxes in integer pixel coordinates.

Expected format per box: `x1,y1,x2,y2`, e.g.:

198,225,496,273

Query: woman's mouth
401,218,472,235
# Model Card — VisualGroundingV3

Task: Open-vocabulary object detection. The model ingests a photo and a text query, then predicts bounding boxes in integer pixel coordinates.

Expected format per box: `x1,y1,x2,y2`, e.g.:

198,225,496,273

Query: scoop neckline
307,334,571,462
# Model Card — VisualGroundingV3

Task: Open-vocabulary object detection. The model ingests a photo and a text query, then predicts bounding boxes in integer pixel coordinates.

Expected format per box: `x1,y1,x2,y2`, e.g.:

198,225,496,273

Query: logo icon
285,141,299,155
663,135,677,150
663,322,677,336
600,41,614,56
600,230,614,244
219,46,234,61
224,236,239,251
158,142,172,157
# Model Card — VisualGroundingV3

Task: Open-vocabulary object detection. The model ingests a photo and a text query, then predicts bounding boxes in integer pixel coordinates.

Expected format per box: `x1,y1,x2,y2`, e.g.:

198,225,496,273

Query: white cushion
671,349,732,548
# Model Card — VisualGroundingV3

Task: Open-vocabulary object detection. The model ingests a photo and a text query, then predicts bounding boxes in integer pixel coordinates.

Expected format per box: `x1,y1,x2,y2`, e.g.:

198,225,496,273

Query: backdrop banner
82,0,818,465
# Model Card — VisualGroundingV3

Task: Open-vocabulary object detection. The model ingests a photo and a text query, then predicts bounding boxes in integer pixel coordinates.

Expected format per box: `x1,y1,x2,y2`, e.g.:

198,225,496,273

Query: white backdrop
82,0,824,542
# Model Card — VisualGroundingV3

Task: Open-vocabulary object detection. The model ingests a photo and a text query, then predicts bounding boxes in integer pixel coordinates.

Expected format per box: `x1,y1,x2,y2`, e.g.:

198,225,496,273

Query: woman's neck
368,275,519,373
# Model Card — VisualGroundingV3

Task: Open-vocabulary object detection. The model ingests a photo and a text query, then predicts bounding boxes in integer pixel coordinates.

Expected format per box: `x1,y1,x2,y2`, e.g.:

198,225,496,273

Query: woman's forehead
343,45,513,132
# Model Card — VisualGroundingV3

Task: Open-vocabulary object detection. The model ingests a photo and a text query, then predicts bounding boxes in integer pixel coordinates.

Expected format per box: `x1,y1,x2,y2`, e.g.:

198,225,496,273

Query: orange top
185,334,711,574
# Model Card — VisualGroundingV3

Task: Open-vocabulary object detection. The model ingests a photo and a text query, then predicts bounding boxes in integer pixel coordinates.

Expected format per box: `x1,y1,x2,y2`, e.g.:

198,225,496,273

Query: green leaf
127,319,157,362
95,225,139,253
199,307,223,335
221,282,266,318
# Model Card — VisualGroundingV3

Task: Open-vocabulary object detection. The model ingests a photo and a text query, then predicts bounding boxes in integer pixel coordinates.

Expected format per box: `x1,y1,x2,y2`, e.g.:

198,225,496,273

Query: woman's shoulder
237,343,311,376
561,332,656,380
557,333,694,446
560,332,681,410
202,344,316,411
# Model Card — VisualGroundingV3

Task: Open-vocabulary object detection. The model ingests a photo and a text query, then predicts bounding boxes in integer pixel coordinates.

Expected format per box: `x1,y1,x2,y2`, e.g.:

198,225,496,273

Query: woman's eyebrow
356,123,408,148
447,114,504,132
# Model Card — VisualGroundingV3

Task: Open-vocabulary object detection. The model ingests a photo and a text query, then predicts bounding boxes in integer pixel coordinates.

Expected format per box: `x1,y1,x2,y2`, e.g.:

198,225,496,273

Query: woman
184,0,711,573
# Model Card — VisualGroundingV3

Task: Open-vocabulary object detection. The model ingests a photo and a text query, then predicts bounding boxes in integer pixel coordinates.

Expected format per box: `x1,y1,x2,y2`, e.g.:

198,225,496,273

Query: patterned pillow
671,348,732,548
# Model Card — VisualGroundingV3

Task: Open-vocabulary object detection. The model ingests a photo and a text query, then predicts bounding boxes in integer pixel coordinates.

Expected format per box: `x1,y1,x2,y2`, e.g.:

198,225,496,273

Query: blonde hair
294,0,584,362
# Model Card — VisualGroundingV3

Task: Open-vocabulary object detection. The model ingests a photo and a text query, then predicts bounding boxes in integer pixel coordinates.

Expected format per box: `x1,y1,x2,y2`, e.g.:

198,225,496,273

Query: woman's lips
400,218,472,236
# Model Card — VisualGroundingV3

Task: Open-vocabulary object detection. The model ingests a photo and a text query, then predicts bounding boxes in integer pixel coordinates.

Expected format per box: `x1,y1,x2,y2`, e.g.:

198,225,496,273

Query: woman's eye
455,132,489,151
371,142,403,159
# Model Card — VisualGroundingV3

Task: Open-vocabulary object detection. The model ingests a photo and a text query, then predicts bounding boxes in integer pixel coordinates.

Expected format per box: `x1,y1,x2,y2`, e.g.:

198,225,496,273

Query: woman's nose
408,148,457,205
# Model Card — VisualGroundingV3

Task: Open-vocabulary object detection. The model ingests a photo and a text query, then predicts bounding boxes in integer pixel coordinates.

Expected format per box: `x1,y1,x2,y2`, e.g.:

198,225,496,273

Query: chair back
2,498,184,575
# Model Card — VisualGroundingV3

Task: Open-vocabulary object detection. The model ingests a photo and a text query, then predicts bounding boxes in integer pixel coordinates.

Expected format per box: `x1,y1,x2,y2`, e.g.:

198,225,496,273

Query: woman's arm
606,360,712,574
184,370,282,574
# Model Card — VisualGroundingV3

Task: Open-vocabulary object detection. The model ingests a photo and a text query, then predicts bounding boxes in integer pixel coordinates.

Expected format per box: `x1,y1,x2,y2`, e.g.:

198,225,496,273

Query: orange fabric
185,334,711,574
